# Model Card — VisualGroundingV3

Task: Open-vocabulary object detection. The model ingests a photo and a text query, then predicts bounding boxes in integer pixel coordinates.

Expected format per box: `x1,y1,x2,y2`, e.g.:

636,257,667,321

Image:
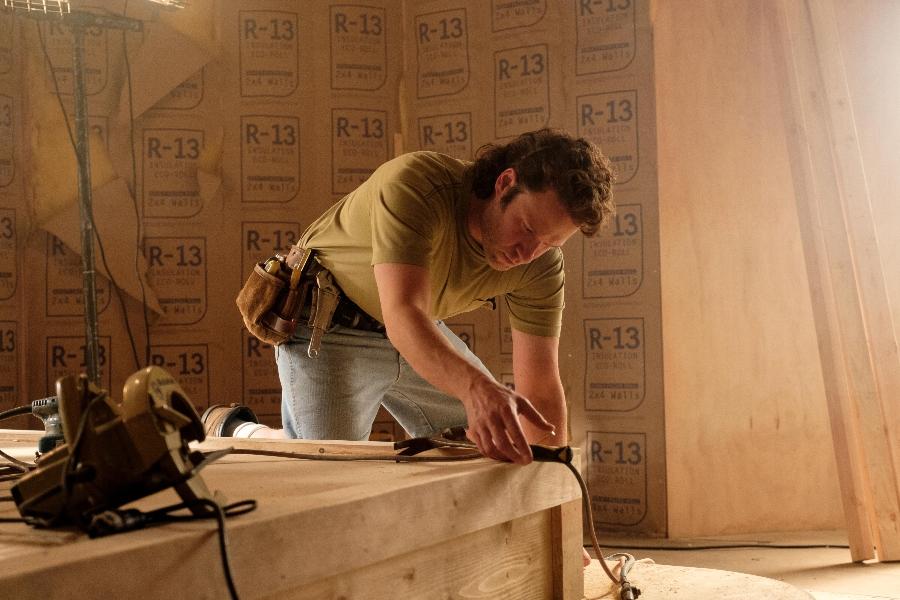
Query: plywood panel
652,0,843,536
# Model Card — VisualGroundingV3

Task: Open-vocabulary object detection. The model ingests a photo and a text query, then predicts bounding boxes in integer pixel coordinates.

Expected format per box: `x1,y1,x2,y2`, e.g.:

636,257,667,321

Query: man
212,128,614,467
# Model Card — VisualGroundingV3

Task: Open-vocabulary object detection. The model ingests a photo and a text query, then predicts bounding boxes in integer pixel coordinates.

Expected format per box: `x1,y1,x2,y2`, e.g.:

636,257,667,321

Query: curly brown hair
468,129,615,236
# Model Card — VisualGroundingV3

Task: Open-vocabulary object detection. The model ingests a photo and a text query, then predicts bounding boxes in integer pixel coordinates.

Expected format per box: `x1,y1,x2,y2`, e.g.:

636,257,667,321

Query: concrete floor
588,530,900,600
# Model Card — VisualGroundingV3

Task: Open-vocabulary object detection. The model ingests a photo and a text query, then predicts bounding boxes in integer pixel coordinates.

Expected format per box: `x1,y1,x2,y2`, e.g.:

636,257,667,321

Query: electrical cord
88,498,257,600
0,405,31,421
0,448,34,471
35,20,144,371
0,406,38,473
561,461,639,599
121,0,153,366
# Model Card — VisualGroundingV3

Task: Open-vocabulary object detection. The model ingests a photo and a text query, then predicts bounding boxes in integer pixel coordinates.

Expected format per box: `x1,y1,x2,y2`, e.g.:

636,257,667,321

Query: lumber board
0,431,583,599
766,0,875,562
768,0,900,561
272,509,555,600
802,1,900,498
552,499,584,600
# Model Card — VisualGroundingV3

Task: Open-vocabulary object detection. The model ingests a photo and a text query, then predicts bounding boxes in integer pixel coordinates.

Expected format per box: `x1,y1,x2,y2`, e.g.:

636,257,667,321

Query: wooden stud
551,499,583,600
768,0,900,561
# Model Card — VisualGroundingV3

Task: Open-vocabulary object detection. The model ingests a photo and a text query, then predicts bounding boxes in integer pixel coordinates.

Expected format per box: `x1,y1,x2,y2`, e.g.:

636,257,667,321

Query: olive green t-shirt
301,151,565,337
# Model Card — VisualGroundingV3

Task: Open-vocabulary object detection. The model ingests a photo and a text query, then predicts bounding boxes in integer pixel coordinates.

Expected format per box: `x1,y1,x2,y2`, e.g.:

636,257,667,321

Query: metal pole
71,24,100,385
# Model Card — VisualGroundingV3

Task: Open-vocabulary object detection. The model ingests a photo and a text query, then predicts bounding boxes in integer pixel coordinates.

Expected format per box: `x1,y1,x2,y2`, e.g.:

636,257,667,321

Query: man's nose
514,241,540,263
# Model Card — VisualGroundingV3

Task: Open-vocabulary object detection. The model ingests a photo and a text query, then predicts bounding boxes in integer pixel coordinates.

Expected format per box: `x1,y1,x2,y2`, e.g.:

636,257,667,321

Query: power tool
11,366,226,529
30,396,64,454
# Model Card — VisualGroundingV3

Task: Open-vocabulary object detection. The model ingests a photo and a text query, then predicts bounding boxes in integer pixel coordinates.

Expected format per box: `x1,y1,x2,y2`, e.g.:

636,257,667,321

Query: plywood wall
650,0,893,536
654,0,900,538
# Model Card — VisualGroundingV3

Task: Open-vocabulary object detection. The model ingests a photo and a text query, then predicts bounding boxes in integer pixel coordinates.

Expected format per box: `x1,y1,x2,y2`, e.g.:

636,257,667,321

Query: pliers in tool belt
306,269,340,358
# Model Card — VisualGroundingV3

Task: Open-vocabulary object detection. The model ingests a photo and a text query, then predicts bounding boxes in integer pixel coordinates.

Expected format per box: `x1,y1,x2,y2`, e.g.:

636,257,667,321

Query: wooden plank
767,0,900,561
276,510,555,599
551,498,583,600
0,432,582,598
197,435,400,456
803,1,900,508
765,0,875,562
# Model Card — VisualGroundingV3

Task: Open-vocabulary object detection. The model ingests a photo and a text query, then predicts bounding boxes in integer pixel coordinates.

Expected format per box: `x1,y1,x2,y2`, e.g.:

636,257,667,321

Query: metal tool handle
307,271,340,358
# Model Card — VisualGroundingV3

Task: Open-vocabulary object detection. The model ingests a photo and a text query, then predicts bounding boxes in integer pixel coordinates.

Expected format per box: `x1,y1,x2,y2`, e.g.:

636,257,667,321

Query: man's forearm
520,388,566,445
511,328,568,445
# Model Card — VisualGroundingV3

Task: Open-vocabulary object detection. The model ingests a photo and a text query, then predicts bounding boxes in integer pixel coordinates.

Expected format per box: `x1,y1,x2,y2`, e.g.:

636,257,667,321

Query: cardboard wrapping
10,0,668,534
6,0,788,540
0,207,17,308
0,319,17,408
0,9,24,413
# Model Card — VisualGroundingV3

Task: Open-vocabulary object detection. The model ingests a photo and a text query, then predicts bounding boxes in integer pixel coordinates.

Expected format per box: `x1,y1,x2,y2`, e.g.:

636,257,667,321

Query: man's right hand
374,262,554,465
462,376,555,465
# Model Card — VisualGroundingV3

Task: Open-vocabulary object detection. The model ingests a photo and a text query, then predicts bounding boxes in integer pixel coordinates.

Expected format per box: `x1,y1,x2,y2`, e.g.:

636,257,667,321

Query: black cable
35,20,143,371
191,498,240,600
87,498,256,600
0,405,31,421
90,210,142,368
0,464,27,481
35,24,76,149
121,0,152,365
0,448,34,471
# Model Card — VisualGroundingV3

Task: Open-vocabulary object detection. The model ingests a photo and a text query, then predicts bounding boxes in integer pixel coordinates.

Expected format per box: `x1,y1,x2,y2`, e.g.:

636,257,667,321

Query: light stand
4,0,185,385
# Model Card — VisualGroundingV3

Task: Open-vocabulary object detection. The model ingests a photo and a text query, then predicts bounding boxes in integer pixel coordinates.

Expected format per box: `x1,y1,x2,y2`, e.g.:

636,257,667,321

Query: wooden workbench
0,430,583,599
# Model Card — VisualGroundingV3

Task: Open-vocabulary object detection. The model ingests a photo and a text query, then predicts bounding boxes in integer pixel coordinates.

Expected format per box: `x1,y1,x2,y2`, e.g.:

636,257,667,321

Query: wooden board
0,430,583,599
769,0,900,561
652,0,844,538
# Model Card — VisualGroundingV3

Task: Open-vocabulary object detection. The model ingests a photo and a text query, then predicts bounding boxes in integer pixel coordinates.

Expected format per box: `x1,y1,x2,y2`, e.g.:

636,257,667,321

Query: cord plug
88,509,148,538
529,445,573,464
620,581,641,600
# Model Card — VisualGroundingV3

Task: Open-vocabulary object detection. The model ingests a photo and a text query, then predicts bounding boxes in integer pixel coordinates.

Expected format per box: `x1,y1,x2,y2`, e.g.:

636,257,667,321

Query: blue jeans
275,322,490,440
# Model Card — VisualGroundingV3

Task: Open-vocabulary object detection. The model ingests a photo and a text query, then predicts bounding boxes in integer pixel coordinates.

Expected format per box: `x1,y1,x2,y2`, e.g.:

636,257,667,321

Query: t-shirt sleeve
370,180,441,267
505,250,565,338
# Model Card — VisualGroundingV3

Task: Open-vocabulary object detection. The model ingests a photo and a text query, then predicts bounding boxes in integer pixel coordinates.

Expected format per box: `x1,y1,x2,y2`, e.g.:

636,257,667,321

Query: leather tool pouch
236,245,314,346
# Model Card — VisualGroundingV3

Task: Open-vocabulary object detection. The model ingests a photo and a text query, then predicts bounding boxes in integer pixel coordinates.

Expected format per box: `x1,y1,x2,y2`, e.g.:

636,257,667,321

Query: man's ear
495,167,517,195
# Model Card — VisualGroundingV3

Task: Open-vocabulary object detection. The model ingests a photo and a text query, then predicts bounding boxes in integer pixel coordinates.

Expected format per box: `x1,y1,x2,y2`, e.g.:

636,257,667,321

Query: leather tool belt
236,245,384,357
